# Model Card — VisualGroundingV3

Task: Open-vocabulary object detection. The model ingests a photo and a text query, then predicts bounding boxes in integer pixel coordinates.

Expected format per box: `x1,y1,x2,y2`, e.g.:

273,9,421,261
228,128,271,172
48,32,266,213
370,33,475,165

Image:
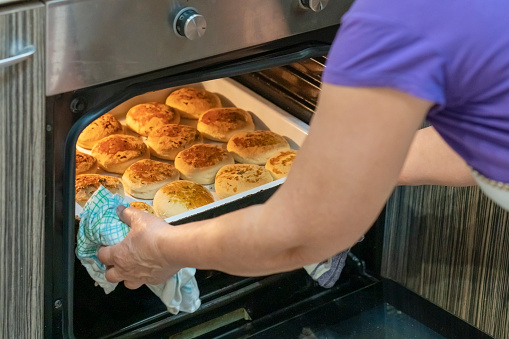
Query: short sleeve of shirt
323,12,446,106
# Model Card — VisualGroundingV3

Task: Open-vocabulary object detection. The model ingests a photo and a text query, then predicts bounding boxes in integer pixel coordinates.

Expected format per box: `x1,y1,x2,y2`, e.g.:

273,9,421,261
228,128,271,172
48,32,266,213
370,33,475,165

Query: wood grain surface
0,3,45,338
383,185,509,339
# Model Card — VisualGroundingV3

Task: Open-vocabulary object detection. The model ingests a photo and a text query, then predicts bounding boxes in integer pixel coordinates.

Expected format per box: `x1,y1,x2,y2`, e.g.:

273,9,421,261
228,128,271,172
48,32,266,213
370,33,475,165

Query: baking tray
75,78,309,223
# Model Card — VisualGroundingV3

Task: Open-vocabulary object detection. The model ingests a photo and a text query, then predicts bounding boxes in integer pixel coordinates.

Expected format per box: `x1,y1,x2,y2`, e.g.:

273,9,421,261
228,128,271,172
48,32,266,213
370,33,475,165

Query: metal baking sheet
75,78,309,222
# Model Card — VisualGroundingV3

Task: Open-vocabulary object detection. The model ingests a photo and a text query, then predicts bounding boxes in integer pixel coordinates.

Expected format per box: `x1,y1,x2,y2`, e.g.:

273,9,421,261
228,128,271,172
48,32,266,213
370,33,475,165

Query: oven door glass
209,279,493,339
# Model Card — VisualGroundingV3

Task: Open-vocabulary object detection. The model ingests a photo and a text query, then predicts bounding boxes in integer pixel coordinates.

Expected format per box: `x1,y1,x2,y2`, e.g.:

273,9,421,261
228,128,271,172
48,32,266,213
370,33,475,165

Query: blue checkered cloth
76,187,130,265
76,186,201,314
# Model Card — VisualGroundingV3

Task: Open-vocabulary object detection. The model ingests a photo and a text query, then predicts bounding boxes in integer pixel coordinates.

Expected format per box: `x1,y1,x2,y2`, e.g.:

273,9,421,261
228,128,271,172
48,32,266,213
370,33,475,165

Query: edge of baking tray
164,178,286,223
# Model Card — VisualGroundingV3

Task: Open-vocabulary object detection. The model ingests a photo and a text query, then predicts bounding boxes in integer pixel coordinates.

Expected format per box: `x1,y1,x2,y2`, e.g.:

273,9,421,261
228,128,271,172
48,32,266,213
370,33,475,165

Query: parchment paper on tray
76,185,201,314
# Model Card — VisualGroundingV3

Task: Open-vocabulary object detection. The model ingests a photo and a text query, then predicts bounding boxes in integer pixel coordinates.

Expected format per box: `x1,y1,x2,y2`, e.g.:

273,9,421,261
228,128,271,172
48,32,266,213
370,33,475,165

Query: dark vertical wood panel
383,185,509,339
0,3,45,339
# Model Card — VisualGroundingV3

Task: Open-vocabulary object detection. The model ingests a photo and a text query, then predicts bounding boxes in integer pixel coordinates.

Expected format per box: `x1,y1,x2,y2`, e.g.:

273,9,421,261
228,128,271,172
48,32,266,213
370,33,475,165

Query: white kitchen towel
304,237,363,288
304,250,350,288
76,186,201,314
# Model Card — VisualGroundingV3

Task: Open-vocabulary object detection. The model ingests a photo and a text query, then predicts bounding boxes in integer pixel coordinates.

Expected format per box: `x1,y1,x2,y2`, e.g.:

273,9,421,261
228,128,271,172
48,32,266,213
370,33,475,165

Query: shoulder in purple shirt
323,0,509,183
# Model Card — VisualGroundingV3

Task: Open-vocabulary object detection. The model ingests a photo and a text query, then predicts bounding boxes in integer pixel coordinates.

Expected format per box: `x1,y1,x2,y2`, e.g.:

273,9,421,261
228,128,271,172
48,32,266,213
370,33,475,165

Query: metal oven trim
45,0,354,96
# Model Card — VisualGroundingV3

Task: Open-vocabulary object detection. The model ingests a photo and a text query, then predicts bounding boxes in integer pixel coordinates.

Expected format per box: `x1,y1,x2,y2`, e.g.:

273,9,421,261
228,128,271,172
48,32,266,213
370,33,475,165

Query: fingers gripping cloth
76,186,201,314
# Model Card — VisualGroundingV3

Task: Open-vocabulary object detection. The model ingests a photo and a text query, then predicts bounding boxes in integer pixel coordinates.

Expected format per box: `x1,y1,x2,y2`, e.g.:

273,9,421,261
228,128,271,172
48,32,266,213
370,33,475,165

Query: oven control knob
300,0,329,12
173,7,207,40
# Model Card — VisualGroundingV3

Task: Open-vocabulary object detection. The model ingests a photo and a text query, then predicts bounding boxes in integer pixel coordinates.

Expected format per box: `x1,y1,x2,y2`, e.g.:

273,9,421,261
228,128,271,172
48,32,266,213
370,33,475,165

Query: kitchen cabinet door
383,185,509,338
0,3,45,339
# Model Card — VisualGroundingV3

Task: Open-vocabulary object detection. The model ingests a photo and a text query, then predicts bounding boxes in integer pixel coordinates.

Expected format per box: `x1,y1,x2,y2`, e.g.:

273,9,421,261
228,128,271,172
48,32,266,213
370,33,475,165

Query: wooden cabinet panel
383,185,509,339
0,3,45,339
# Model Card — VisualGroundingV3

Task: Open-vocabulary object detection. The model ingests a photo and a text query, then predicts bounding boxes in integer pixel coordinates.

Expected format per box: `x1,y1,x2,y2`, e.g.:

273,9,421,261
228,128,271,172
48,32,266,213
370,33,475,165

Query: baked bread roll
75,174,124,207
226,130,290,165
214,164,273,199
128,202,156,215
265,150,297,180
174,144,234,185
147,124,203,160
76,151,97,175
165,87,222,119
153,180,214,219
77,113,124,149
122,159,180,199
126,102,180,136
197,107,255,142
91,134,149,174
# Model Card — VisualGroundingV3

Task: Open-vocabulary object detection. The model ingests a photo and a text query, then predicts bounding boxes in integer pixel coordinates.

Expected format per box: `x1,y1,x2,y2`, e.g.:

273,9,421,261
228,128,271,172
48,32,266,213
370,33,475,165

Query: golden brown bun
165,87,222,119
174,144,234,185
126,102,180,136
75,174,124,207
147,124,203,160
214,164,273,199
128,202,156,215
153,180,214,218
122,159,180,199
91,134,149,174
265,150,297,180
197,107,255,142
76,151,97,175
77,113,124,149
226,130,290,165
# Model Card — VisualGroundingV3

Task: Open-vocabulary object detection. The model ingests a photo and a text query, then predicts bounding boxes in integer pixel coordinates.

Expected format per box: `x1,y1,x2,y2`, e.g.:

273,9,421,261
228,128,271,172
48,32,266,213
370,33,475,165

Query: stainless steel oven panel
45,0,352,96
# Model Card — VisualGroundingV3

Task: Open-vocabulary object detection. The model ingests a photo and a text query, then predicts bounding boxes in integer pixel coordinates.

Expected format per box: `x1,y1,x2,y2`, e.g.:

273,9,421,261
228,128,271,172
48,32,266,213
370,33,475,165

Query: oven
43,1,494,338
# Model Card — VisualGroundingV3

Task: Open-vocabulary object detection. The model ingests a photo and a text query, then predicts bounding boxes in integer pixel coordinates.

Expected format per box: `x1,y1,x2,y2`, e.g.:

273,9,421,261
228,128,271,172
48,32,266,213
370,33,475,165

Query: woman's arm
398,126,475,186
98,84,431,288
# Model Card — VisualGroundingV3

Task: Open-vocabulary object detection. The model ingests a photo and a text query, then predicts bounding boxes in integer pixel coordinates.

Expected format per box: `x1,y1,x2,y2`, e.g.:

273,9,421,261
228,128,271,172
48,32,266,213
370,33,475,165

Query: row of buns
79,128,292,177
75,154,294,219
79,108,263,166
77,144,296,183
77,87,254,151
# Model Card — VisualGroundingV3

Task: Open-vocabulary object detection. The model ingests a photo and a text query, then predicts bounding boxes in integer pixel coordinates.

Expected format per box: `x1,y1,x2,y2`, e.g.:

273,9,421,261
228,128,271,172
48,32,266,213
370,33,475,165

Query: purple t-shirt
323,0,509,183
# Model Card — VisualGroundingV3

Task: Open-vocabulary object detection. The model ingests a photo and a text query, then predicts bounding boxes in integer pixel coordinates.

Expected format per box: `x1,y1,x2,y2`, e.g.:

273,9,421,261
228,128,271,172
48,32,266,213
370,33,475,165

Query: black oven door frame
44,27,341,339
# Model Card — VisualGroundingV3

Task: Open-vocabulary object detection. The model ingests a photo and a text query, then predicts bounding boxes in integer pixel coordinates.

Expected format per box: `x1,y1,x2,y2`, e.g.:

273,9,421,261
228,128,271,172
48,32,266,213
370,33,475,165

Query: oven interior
45,42,492,339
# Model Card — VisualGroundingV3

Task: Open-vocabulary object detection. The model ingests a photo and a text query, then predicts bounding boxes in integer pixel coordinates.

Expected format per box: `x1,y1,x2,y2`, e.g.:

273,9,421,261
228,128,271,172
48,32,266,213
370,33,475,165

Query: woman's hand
97,205,180,289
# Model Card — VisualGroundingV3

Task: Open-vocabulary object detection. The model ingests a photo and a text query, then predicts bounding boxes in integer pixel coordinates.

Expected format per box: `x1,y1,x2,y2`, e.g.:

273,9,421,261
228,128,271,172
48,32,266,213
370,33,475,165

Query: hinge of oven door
346,252,377,282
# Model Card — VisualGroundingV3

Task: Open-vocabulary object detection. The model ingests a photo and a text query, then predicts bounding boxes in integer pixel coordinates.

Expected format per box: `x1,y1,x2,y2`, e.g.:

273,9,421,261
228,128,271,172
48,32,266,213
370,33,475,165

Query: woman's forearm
156,204,315,276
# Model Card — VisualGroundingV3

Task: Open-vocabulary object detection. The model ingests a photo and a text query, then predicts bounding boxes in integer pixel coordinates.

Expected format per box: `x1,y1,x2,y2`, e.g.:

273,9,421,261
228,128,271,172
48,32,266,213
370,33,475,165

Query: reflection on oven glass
258,303,447,339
